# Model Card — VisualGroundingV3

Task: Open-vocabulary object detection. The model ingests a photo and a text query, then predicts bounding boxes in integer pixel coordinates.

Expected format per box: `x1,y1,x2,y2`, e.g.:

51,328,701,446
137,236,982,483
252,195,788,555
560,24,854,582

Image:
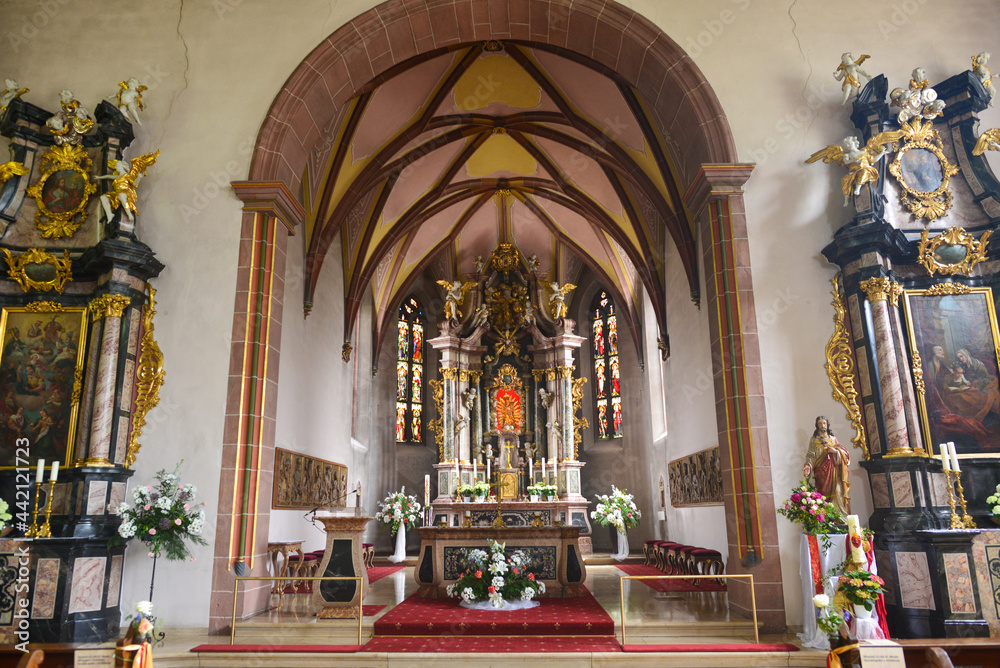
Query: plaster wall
3,0,1000,629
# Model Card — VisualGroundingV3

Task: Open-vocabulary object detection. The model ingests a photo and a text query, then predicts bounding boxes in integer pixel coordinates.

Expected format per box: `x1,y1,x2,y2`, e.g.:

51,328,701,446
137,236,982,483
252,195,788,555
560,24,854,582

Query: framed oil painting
903,286,1000,455
272,447,348,510
668,446,723,507
0,303,88,468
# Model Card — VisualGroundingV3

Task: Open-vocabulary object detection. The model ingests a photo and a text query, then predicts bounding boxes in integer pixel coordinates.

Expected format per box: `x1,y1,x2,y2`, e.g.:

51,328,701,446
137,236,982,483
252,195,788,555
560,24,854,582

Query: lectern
311,511,373,618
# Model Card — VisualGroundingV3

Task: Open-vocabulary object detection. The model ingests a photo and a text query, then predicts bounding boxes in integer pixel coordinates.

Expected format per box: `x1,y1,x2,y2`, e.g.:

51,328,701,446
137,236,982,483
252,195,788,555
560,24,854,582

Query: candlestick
25,482,42,537
940,444,950,471
486,459,491,485
943,468,962,529
36,459,45,484
37,480,55,538
50,461,59,483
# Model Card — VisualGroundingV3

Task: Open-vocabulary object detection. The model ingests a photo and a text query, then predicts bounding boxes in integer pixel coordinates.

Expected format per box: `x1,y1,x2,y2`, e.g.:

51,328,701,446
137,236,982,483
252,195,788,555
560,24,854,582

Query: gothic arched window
591,290,622,439
396,297,424,443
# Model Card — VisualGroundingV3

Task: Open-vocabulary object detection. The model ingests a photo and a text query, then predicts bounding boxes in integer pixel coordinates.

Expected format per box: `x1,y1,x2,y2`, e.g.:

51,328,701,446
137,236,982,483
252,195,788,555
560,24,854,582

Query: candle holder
942,469,964,530
953,470,977,529
24,482,42,538
37,480,56,538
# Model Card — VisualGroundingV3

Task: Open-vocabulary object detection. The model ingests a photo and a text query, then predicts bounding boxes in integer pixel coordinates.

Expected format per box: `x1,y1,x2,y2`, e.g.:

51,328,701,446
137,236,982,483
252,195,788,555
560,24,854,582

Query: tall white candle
424,474,430,505
846,514,864,563
486,459,491,486
541,458,546,479
36,459,45,484
529,459,533,483
50,461,59,483
940,444,951,471
552,458,558,487
473,459,477,480
949,442,961,472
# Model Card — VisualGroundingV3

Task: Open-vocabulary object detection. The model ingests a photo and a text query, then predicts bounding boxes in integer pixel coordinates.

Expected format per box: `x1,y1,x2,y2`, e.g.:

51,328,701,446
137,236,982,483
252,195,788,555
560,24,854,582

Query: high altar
420,243,594,554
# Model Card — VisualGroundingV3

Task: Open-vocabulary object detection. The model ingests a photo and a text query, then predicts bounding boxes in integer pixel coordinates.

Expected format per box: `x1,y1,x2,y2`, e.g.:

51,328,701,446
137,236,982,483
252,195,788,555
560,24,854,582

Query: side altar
418,243,594,554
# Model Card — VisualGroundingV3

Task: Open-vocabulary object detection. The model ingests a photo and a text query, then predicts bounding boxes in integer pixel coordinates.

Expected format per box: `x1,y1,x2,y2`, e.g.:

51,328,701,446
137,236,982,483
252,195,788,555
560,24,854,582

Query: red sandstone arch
218,0,784,635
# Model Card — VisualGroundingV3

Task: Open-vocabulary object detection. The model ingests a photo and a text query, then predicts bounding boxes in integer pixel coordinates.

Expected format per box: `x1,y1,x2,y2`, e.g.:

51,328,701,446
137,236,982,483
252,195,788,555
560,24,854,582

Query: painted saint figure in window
396,297,425,442
592,290,623,438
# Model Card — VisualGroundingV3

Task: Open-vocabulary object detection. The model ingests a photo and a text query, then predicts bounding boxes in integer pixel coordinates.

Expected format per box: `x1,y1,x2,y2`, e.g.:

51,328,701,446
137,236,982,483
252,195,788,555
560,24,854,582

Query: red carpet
364,636,621,653
368,565,405,583
615,564,726,592
374,587,613,636
622,643,799,652
192,644,360,652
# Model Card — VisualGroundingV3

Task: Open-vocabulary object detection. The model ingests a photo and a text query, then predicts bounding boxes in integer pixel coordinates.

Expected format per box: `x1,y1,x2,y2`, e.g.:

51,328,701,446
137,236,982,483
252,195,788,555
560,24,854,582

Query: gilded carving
917,227,991,277
911,348,925,397
440,367,458,381
490,243,519,272
458,369,470,382
558,365,575,379
24,143,98,238
824,274,868,458
3,248,72,293
71,366,82,406
428,378,444,457
926,282,972,296
126,287,165,468
469,371,482,383
24,300,64,313
341,340,352,362
887,118,960,222
89,294,131,320
859,277,902,306
571,376,589,457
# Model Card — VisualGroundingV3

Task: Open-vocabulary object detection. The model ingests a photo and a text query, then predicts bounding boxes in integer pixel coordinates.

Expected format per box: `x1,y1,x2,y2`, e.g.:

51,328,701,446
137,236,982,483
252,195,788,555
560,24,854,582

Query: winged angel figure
807,131,903,206
0,161,27,186
96,150,160,223
548,281,576,319
436,279,477,320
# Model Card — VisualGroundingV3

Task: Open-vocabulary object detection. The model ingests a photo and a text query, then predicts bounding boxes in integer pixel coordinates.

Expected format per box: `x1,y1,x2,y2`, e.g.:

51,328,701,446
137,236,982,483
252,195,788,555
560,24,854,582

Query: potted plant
457,484,476,502
469,480,490,501
375,488,422,563
446,539,544,609
591,486,641,560
526,484,546,502
838,569,885,619
986,483,1000,526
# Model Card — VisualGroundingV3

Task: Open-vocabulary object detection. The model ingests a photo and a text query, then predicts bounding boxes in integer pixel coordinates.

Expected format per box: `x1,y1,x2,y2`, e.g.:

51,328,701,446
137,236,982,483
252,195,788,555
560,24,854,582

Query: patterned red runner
364,636,621,653
374,587,614,636
615,564,726,592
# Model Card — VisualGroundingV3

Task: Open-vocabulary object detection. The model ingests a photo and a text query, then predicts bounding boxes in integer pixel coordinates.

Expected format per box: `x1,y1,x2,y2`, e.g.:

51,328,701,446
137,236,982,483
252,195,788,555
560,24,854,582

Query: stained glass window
397,297,424,442
592,290,622,439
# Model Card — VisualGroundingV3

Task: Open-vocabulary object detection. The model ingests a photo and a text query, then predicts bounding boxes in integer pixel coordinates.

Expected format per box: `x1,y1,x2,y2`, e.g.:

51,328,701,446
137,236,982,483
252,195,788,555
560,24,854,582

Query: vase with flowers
116,600,161,664
590,486,640,561
375,488,422,563
778,480,845,542
838,569,884,619
446,539,544,609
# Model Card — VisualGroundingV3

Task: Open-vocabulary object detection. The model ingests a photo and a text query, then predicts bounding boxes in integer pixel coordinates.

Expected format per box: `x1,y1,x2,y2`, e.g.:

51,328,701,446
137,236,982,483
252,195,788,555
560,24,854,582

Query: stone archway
214,0,783,633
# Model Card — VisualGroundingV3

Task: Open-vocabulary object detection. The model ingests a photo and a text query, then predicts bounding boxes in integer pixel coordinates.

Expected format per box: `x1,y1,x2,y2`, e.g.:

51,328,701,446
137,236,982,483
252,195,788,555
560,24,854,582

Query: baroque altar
421,243,593,554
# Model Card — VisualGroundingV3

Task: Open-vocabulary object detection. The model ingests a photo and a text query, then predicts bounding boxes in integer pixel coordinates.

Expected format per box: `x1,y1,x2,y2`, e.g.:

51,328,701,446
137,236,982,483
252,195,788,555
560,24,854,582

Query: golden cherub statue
973,128,1000,155
807,131,903,206
435,278,477,320
95,150,160,223
0,161,27,186
548,281,576,319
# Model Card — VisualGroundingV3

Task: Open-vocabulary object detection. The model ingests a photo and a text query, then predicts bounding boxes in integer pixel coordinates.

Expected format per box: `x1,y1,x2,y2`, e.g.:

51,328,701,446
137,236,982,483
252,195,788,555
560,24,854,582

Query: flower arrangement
590,486,641,533
986,483,1000,523
458,481,490,498
375,489,422,535
777,480,844,535
527,483,557,498
0,498,11,532
838,569,885,612
446,539,544,608
109,464,207,561
127,600,160,642
813,593,846,638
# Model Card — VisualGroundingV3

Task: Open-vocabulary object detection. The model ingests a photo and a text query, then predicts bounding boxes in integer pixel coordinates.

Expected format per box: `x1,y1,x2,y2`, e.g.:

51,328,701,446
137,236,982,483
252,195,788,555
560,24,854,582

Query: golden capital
859,277,901,305
89,294,131,319
558,365,575,379
441,367,458,380
458,369,470,382
469,371,483,383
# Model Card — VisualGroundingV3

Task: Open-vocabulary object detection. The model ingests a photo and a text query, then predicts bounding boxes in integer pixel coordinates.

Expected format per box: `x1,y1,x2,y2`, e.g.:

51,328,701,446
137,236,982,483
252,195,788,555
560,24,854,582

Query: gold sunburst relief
24,143,98,238
887,118,959,222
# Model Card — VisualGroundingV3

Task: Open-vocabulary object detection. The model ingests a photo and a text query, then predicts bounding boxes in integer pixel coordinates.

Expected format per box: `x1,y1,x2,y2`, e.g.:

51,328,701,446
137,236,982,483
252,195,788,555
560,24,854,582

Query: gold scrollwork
887,118,960,222
24,143,98,238
824,274,868,458
859,277,902,306
911,348,925,397
546,369,556,381
24,300,65,312
571,376,589,458
490,243,519,272
917,227,991,277
71,366,82,406
89,294,131,320
2,248,72,293
926,282,972,296
341,340,352,362
428,378,445,458
126,287,165,468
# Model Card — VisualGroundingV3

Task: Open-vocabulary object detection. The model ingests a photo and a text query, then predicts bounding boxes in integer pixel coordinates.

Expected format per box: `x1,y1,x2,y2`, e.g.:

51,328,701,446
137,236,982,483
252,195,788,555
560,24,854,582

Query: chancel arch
220,0,781,633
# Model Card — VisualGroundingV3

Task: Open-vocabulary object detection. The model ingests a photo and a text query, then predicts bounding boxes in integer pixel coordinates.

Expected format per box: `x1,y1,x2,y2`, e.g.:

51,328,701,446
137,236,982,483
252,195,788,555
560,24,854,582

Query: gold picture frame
917,227,992,277
0,301,88,468
903,286,1000,456
23,144,97,239
2,248,73,293
887,119,959,222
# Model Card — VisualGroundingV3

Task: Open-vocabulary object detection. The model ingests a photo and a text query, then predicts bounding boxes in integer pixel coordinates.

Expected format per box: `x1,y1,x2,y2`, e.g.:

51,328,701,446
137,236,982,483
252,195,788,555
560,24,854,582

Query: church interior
2,0,1000,666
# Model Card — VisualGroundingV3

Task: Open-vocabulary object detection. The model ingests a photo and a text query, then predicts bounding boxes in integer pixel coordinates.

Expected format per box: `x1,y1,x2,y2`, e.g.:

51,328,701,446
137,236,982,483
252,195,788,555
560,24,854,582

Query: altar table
429,499,593,555
414,526,587,598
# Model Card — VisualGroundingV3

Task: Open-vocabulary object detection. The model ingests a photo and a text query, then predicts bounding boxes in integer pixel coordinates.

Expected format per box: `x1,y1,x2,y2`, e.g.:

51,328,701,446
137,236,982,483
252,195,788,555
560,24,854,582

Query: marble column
559,365,574,463
888,303,925,456
74,317,104,462
860,278,912,456
441,367,457,463
86,294,132,464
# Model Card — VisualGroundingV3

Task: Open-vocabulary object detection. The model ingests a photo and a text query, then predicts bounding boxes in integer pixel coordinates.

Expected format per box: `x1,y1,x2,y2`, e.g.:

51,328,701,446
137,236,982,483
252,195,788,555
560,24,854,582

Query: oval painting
899,148,944,193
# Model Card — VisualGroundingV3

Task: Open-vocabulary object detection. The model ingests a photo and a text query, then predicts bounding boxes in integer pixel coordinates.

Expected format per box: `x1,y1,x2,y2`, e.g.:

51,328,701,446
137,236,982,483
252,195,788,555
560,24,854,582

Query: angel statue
973,128,1000,156
525,254,540,273
435,278,477,320
114,77,148,125
474,255,484,274
0,162,27,186
1,78,28,111
548,281,576,319
454,412,469,435
95,150,161,223
807,131,903,206
471,304,489,328
833,53,872,106
538,387,554,410
462,386,477,413
46,90,94,145
973,52,997,103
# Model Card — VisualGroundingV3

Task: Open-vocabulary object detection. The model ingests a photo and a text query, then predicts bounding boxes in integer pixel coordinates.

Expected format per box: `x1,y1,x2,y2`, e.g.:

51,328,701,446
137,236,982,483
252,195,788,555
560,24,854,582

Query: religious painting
591,289,622,439
668,446,723,507
903,287,1000,454
396,297,424,442
272,447,348,510
898,148,943,193
0,304,88,469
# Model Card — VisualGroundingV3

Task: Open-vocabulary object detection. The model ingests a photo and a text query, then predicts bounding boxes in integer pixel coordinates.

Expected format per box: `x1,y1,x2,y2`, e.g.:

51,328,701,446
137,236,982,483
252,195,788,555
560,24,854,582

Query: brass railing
618,574,758,645
230,576,364,646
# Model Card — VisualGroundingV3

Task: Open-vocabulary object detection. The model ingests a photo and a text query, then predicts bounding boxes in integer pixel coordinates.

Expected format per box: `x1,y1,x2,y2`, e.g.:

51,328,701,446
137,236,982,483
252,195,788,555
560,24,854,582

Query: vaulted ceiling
299,41,698,356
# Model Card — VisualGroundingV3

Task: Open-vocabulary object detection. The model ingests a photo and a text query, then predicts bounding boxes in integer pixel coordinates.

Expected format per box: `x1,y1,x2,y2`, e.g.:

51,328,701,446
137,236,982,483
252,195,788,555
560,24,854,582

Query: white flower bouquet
590,485,640,533
375,489,422,536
